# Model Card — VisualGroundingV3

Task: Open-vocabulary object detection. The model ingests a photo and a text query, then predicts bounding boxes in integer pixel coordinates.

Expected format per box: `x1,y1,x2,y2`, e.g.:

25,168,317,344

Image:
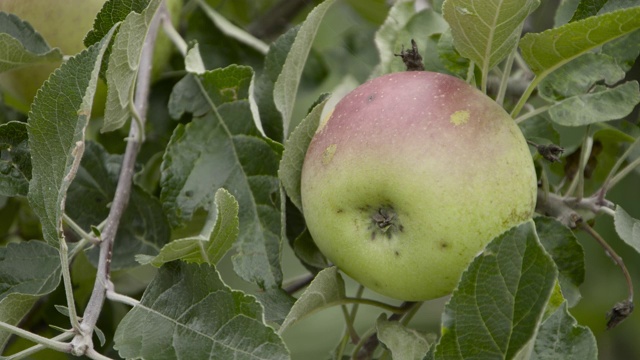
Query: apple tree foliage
0,0,640,359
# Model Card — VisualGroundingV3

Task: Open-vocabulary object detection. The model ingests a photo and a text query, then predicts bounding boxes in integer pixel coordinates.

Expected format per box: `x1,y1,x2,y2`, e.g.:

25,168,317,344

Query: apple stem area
394,39,424,72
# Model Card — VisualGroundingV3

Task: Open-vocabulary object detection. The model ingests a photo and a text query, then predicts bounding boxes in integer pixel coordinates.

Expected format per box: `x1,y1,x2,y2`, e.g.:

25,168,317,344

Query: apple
0,0,181,113
300,71,537,301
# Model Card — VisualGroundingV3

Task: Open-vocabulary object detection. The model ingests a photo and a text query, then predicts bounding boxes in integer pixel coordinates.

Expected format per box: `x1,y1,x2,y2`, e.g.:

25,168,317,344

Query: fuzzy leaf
103,0,162,132
443,0,539,79
534,217,585,307
0,241,61,351
538,53,626,101
434,221,557,360
113,262,288,360
27,26,116,247
138,188,239,267
531,302,597,359
84,0,149,47
0,12,63,73
278,97,329,211
0,121,30,197
519,6,640,77
547,81,640,126
273,0,335,136
278,267,346,334
377,315,432,360
162,72,282,288
614,205,640,254
253,26,299,142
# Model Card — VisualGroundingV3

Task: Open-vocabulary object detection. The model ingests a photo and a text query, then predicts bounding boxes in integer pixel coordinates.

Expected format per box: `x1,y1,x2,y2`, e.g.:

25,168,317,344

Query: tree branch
69,1,165,355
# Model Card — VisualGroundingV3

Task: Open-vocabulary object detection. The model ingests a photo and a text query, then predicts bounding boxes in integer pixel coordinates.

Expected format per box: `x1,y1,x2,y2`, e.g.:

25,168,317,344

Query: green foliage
0,13,62,72
27,26,116,247
443,0,540,88
434,221,560,359
113,261,288,359
1,0,640,359
0,121,30,196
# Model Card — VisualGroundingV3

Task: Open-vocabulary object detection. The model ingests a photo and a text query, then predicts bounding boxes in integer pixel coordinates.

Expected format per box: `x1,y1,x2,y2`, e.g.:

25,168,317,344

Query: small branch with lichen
69,1,166,356
578,221,634,329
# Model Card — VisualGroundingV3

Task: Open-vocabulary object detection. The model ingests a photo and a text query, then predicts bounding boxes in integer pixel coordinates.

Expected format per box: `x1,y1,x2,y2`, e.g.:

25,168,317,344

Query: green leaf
138,188,239,267
434,221,557,360
442,0,539,85
162,79,282,287
278,97,328,211
0,12,63,73
102,0,162,132
0,241,61,351
0,121,30,197
530,302,597,360
27,26,116,247
547,81,640,126
570,0,607,22
84,0,149,47
534,217,585,307
113,262,289,360
372,1,448,77
292,229,329,270
168,65,256,121
614,205,640,254
278,267,346,334
253,288,296,326
66,141,170,270
603,30,640,72
436,29,471,79
273,0,335,137
376,314,432,360
519,6,640,77
538,53,626,101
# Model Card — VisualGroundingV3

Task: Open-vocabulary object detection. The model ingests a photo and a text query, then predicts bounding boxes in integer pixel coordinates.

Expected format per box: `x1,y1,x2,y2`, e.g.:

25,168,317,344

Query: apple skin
300,71,537,301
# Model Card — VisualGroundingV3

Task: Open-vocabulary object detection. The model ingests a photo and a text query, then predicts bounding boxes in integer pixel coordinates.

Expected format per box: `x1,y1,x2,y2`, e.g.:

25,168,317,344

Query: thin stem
4,331,75,360
85,348,114,360
510,75,541,118
606,155,640,194
496,47,517,106
59,239,81,332
354,302,418,360
579,221,634,302
342,298,408,314
598,138,640,202
283,273,315,294
71,0,164,354
515,104,551,124
340,305,359,343
107,290,140,307
0,322,70,354
564,127,592,200
161,13,188,57
63,214,99,244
